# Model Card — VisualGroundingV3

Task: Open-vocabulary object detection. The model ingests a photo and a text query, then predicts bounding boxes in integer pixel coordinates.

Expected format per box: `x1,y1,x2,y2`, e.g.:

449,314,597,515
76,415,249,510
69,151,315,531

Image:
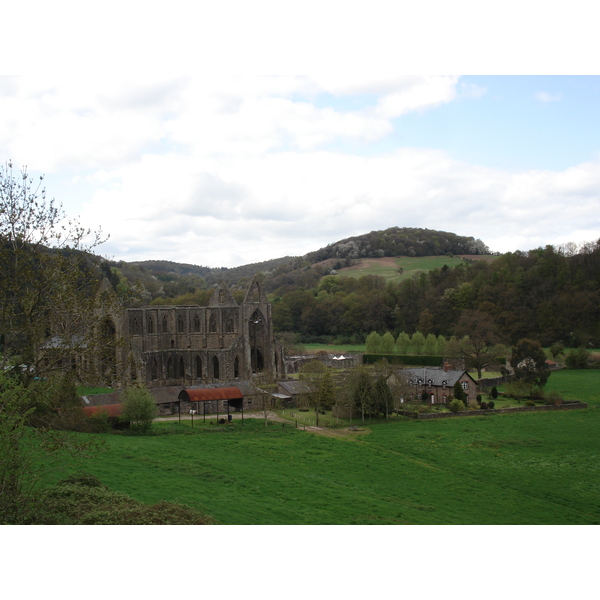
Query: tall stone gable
123,277,285,387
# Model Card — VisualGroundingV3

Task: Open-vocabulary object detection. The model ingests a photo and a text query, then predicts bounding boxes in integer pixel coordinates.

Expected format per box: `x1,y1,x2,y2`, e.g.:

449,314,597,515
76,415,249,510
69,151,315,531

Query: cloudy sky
2,74,599,268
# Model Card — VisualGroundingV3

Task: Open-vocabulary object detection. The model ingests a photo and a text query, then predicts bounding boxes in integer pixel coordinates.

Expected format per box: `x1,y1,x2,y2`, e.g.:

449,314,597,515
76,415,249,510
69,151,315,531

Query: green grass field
338,255,466,282
40,369,600,525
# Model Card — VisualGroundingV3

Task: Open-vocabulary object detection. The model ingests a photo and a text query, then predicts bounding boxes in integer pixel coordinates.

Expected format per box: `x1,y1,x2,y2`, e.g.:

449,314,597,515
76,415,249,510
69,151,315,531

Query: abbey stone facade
123,278,286,387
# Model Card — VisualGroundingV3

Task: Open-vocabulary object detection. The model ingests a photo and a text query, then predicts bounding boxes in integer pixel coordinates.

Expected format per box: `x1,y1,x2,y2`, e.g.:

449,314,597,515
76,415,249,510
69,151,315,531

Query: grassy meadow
40,369,600,525
337,255,466,283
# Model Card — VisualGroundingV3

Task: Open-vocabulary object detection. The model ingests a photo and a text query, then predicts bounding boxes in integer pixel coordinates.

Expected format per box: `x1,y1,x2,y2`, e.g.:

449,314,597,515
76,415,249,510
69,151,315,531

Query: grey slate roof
399,368,475,388
278,380,314,396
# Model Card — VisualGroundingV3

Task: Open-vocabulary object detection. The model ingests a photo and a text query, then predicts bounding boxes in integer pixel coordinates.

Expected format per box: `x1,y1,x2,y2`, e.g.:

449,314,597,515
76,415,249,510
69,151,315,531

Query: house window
442,394,447,403
462,381,468,390
431,395,435,404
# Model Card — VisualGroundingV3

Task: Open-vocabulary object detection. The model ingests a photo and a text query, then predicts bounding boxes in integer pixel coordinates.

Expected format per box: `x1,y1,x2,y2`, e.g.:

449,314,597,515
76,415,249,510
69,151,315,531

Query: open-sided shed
178,386,244,423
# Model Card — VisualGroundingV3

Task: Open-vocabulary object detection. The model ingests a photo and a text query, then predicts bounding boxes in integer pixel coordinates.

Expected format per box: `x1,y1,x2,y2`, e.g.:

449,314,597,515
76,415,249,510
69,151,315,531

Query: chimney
443,362,451,372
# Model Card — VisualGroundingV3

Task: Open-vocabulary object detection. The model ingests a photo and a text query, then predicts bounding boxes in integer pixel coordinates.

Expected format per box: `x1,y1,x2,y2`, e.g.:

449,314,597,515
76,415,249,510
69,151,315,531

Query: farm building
390,366,479,404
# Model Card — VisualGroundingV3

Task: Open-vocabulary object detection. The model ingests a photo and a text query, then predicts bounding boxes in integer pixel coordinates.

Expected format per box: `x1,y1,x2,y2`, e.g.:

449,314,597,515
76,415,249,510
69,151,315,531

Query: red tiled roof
83,404,123,417
179,387,243,402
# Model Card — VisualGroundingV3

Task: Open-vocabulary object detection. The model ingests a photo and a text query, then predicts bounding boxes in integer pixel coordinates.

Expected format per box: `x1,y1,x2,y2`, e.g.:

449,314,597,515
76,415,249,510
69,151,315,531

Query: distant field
43,368,600,525
337,255,469,282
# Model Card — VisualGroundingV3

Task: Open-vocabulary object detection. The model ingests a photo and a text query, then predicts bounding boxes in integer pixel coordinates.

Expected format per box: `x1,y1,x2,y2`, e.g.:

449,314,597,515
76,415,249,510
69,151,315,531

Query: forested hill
304,227,490,264
105,227,490,299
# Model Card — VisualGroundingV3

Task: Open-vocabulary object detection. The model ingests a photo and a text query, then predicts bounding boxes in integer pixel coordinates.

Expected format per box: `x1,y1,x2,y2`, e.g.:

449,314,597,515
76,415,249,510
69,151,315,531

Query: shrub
480,402,488,410
490,386,498,399
29,474,216,525
566,347,590,369
525,400,536,407
121,385,158,434
448,399,465,413
545,390,563,405
453,381,466,402
476,394,482,404
487,400,495,409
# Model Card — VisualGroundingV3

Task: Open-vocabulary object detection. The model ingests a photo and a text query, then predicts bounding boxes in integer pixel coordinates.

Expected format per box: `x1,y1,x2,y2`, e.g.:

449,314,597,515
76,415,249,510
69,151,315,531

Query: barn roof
83,404,123,417
179,387,243,402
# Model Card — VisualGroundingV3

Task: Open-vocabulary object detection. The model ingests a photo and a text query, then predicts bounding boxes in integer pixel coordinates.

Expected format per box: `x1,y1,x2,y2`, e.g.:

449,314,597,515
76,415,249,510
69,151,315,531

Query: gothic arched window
209,313,217,333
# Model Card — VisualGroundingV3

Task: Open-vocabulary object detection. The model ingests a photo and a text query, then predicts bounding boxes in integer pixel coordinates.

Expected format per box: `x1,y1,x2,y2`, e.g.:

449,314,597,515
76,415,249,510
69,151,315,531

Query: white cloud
2,75,598,267
535,91,562,102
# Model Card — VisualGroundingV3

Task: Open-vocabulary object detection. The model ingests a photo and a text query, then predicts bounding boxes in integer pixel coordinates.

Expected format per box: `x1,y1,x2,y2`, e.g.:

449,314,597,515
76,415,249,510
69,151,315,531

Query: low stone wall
407,402,588,419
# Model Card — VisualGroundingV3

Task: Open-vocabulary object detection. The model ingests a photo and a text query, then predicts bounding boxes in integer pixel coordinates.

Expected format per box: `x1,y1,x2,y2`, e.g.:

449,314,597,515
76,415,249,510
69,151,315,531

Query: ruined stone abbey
110,277,285,387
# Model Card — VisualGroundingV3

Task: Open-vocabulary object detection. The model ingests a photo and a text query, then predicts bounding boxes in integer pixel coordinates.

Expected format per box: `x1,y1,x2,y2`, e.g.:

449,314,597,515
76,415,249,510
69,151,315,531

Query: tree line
270,243,600,349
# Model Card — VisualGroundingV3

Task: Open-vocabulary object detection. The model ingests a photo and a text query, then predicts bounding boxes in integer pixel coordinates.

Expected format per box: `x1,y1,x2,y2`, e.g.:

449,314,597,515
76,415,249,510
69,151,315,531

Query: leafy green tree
373,375,394,420
350,366,374,423
396,332,411,354
318,370,335,411
381,331,395,354
565,347,589,369
509,338,551,394
411,331,425,355
365,331,383,354
436,335,448,356
549,342,564,360
456,310,504,379
121,386,158,433
0,160,109,382
423,333,437,355
0,162,108,523
299,360,329,425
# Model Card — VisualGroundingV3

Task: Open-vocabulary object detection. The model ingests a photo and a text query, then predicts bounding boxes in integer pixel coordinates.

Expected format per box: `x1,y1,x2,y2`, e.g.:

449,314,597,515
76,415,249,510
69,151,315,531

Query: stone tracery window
193,314,200,332
147,317,154,334
162,316,168,333
209,313,217,333
177,315,185,333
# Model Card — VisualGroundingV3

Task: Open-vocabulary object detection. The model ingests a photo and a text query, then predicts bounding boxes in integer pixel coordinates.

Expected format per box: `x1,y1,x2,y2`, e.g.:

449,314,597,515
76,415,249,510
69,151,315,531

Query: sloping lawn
41,391,600,524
